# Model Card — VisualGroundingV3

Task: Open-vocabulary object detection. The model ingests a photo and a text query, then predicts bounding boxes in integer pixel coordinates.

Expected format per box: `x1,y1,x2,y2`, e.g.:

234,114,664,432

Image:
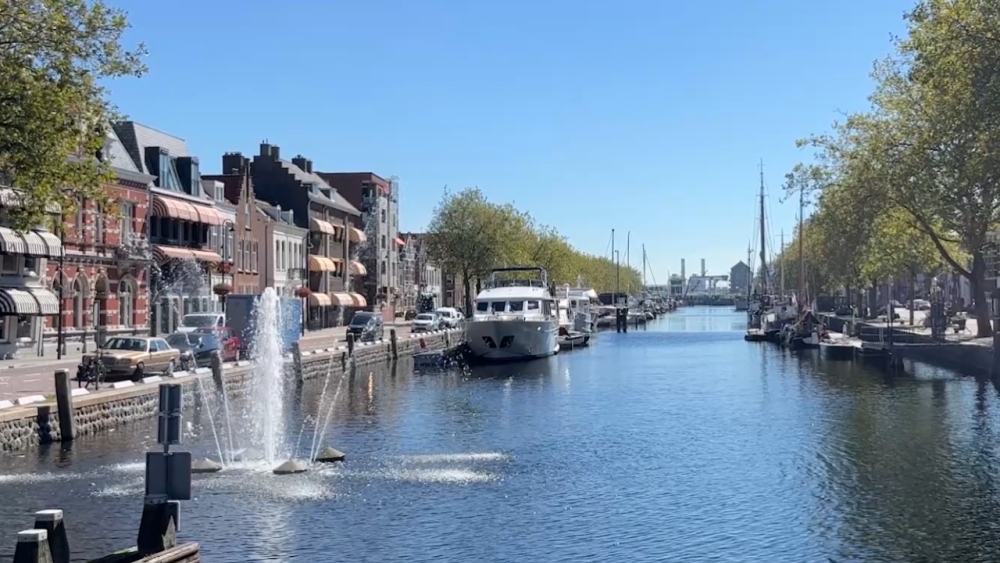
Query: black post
53,370,75,442
56,224,64,359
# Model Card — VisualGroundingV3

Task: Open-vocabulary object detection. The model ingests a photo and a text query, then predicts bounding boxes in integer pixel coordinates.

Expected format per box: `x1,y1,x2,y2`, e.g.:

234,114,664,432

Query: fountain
251,288,289,469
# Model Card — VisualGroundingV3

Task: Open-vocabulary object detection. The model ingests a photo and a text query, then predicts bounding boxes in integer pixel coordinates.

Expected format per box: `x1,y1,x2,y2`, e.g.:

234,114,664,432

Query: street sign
157,384,183,446
145,451,192,501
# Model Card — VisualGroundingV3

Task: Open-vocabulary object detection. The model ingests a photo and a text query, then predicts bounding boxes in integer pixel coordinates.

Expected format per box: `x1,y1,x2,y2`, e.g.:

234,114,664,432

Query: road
0,323,420,403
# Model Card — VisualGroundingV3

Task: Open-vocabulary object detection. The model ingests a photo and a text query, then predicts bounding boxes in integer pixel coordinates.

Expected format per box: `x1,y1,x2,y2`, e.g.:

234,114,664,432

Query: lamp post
301,238,314,335
215,221,236,312
56,221,65,359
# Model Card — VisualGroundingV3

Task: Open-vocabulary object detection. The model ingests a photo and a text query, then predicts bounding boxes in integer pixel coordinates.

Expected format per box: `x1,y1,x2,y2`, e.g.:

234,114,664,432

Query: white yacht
466,267,560,362
560,283,599,333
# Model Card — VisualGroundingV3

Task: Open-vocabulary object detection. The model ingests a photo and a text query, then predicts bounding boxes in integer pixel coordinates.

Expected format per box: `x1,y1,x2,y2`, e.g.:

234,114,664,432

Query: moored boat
466,267,560,362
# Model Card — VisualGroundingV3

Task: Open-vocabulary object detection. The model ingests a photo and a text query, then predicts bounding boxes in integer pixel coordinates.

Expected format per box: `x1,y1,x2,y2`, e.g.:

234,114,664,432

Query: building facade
730,261,752,295
47,128,154,354
317,172,401,316
399,232,441,311
238,145,365,329
258,202,308,298
115,122,226,336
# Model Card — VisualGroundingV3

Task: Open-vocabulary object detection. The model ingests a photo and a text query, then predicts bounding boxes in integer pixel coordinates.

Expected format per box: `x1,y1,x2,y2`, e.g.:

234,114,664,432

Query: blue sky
112,0,913,284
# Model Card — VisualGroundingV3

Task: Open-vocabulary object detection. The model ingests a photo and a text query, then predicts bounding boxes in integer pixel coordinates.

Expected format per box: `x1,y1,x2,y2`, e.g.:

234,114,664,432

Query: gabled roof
277,160,360,216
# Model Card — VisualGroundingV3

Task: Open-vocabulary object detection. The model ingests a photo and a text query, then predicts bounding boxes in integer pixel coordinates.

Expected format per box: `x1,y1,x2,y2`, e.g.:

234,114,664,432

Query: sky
111,0,914,284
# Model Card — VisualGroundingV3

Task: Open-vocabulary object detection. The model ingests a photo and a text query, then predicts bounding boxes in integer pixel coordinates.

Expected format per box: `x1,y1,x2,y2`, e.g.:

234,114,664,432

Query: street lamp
56,221,65,359
214,221,236,312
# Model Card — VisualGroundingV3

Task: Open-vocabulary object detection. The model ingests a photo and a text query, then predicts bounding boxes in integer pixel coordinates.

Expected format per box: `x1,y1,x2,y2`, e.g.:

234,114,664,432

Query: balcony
114,233,153,262
286,267,307,281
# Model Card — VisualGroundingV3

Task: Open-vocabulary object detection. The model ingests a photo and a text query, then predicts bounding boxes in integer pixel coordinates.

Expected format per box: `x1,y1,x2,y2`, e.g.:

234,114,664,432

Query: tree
0,0,146,230
425,187,643,309
425,188,508,313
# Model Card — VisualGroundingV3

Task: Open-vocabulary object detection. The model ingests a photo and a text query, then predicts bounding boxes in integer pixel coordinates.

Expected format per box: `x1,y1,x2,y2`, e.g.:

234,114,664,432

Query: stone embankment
0,328,462,453
820,313,993,375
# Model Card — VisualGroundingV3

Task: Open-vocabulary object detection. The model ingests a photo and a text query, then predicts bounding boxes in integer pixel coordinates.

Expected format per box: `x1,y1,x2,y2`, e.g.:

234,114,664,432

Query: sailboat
746,163,797,342
780,177,824,349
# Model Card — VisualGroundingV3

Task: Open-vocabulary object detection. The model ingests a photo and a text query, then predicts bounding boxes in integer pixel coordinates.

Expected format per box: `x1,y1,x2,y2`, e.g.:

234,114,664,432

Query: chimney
292,155,308,171
222,152,246,175
305,159,313,174
260,142,279,160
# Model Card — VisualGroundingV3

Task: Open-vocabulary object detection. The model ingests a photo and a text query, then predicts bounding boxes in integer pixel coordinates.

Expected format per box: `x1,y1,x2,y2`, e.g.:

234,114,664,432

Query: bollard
291,341,304,384
209,353,223,390
13,529,52,563
389,329,398,360
445,330,451,349
137,500,177,556
53,370,75,442
32,510,68,563
347,333,355,356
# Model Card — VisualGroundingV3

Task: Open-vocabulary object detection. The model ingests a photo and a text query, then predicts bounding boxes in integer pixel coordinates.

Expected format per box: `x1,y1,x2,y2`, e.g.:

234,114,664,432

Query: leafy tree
425,188,642,310
0,0,146,230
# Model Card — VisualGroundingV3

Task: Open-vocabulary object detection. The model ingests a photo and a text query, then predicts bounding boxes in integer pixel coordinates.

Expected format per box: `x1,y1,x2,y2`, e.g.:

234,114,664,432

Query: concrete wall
0,328,461,453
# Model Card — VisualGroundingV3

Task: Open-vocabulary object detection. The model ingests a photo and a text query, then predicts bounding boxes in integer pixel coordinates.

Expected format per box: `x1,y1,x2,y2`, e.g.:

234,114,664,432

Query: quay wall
819,313,993,375
0,328,462,453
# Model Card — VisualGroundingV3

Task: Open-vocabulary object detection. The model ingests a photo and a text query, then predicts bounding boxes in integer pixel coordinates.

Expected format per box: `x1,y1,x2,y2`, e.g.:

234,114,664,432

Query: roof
113,121,191,175
277,160,360,215
104,127,140,173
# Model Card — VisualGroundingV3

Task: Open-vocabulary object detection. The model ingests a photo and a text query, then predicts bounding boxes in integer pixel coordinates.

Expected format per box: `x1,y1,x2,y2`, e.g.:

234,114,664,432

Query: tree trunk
970,251,994,337
462,272,473,316
909,269,916,327
868,281,878,319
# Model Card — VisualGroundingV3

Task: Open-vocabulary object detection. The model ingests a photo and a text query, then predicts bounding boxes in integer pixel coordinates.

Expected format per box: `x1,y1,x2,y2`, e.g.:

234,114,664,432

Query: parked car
434,307,463,328
193,326,242,361
347,312,384,342
166,332,225,370
910,298,932,311
411,312,442,333
177,313,225,333
78,336,180,382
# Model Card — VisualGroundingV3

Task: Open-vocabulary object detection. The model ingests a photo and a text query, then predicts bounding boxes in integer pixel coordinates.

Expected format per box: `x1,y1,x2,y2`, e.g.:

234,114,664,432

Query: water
5,307,1000,561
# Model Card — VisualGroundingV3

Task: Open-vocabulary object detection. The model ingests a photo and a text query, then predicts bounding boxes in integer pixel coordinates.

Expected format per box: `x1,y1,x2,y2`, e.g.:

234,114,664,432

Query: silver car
411,313,441,333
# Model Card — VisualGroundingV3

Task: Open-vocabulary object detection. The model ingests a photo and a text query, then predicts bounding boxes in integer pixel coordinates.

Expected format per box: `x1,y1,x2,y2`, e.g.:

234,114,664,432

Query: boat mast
758,161,768,295
612,229,618,303
642,244,646,289
798,185,804,310
780,229,785,296
746,245,752,300
626,231,631,294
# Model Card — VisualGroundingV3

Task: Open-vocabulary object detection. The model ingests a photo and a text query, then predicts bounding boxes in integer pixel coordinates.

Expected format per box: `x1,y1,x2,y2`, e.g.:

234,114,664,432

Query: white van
434,307,463,328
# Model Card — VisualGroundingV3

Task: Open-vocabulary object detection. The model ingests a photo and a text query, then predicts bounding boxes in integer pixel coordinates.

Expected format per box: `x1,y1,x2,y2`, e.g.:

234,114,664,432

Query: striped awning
0,227,27,254
0,287,59,316
151,195,225,226
348,292,367,308
310,217,336,235
308,255,337,272
348,227,367,244
0,227,61,257
308,293,332,307
349,260,367,276
329,292,352,306
152,245,222,264
0,189,61,213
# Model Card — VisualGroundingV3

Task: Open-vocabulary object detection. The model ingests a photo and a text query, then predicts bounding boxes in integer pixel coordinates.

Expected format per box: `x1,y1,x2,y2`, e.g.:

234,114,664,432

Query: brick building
44,127,155,355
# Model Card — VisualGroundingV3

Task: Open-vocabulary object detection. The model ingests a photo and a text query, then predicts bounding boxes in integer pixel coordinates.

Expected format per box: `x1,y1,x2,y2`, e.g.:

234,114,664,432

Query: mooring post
32,510,68,563
445,330,451,349
13,529,52,563
209,353,223,390
389,329,398,360
291,341,304,384
53,370,75,442
347,333,355,356
137,500,177,556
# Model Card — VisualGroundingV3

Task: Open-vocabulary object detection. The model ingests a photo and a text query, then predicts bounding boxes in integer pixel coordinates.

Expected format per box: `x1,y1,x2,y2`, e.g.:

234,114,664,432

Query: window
73,278,85,328
15,316,31,339
381,235,386,249
252,242,258,273
381,209,386,223
120,202,134,241
237,240,244,270
527,301,540,311
119,279,134,327
95,204,105,245
226,230,235,263
542,300,552,316
509,301,524,312
1,255,19,274
381,260,386,275
491,301,506,313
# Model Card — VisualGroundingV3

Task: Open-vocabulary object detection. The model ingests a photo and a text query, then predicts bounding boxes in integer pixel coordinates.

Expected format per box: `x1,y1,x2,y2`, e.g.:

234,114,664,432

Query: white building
259,203,308,297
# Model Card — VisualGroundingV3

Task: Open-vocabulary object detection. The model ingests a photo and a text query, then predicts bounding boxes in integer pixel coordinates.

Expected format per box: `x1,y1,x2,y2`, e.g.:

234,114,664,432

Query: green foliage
0,0,146,230
782,0,1000,336
425,188,641,311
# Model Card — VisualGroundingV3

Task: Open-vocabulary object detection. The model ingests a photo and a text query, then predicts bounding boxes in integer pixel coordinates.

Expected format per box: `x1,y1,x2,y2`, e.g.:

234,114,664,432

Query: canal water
3,306,1000,562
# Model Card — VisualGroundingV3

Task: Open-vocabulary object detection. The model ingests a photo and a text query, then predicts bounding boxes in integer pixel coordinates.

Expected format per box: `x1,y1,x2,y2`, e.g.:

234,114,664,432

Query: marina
4,306,1000,562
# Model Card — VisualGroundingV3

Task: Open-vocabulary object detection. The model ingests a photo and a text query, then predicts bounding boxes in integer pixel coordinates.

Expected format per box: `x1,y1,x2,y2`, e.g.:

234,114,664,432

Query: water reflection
6,308,1000,561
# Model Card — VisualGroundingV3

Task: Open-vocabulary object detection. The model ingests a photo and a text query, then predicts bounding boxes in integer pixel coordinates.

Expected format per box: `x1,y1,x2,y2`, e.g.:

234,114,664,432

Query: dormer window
320,188,332,199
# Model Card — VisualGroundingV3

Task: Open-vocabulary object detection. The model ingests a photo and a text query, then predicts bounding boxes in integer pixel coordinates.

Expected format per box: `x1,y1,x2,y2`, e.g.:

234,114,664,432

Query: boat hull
466,319,559,362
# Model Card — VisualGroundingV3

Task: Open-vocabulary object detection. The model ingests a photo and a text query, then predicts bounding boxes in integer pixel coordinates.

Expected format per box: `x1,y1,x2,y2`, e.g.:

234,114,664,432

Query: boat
558,326,588,350
819,335,855,360
465,267,560,362
560,280,600,333
734,296,749,311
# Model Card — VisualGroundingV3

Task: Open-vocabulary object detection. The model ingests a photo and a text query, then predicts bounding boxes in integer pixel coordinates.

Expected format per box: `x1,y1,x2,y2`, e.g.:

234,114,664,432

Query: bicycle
76,353,109,391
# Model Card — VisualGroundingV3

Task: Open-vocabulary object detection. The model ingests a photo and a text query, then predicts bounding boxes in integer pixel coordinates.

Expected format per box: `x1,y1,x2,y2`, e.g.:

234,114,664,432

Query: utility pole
798,187,804,312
